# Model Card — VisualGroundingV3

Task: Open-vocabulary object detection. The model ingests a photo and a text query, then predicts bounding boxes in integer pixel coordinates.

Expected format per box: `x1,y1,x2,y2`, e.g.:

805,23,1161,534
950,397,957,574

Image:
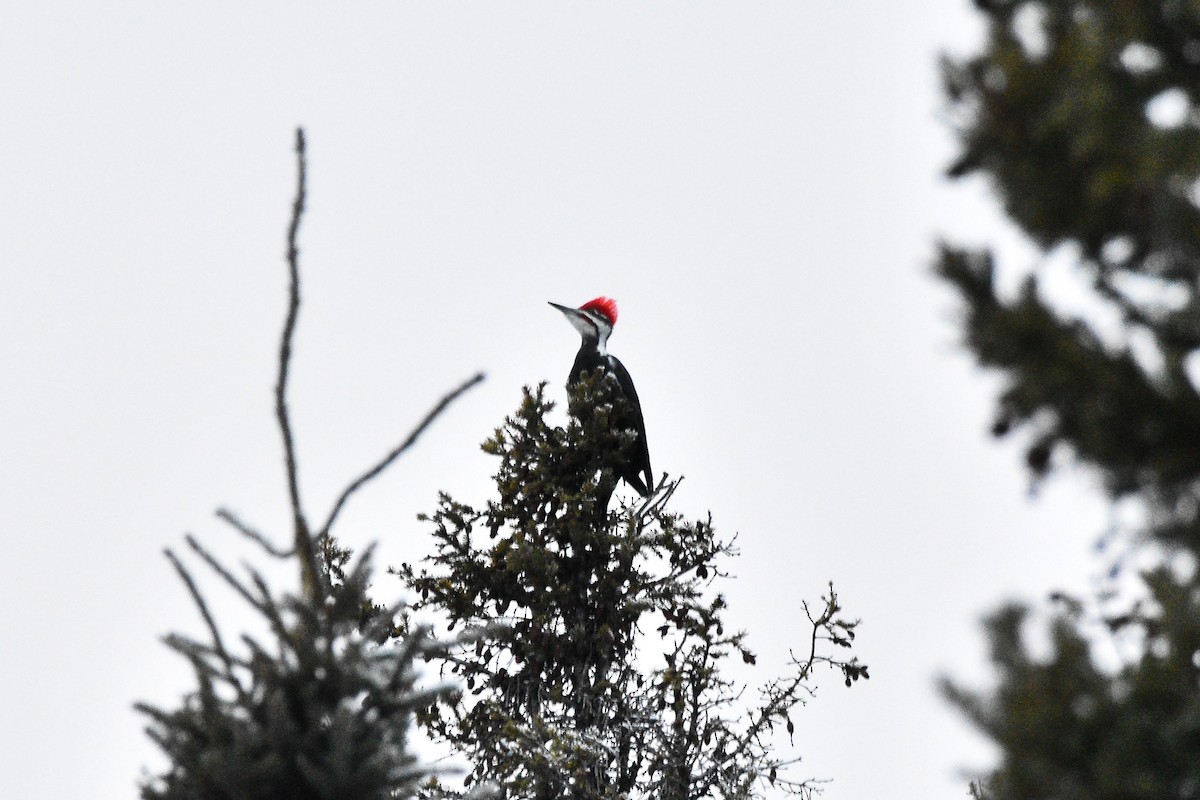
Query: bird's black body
568,345,653,497
551,298,654,499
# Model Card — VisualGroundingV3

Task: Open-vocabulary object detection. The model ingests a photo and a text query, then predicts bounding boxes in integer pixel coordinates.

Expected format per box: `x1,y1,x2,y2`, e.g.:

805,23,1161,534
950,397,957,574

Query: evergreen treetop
397,374,866,800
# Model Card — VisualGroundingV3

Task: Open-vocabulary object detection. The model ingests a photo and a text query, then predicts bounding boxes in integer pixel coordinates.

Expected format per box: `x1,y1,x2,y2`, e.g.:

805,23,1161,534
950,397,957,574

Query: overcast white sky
2,3,1112,798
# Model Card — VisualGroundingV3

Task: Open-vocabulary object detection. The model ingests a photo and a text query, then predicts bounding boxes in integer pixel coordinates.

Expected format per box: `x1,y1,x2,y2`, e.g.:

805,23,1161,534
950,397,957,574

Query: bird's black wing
607,354,653,495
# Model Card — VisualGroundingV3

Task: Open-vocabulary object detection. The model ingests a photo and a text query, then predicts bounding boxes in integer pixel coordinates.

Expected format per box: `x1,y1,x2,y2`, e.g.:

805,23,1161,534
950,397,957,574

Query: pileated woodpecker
549,296,654,498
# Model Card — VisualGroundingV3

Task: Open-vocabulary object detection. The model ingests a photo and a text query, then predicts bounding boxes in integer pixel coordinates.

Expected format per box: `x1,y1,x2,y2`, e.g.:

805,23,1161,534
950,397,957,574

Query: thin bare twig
216,508,295,558
277,127,324,599
636,476,679,522
163,548,246,699
183,533,290,644
279,127,308,533
318,370,486,539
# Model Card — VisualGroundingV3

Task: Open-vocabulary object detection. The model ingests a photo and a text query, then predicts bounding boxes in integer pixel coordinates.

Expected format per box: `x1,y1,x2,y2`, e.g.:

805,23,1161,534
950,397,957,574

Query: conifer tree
137,129,483,800
936,2,1200,796
397,374,867,800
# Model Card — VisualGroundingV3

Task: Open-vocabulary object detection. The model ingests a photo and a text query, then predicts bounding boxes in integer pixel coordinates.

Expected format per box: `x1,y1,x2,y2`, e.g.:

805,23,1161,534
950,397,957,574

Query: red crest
579,296,618,326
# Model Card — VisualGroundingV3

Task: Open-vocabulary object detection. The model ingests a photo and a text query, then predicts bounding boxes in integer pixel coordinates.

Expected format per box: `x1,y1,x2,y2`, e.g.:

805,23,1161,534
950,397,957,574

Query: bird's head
549,297,618,345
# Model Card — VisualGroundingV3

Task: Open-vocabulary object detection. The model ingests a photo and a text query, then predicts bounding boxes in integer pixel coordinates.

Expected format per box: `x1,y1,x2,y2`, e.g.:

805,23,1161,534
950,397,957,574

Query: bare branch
216,507,295,558
276,127,323,599
636,476,680,522
183,533,283,638
318,370,485,538
278,127,308,532
163,547,244,698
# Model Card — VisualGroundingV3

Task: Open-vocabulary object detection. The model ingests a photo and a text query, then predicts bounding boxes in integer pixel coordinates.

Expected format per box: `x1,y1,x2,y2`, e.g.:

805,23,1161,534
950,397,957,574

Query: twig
277,127,323,599
161,633,251,671
318,370,486,538
279,127,308,534
636,476,679,522
163,548,245,698
216,508,295,558
183,534,273,628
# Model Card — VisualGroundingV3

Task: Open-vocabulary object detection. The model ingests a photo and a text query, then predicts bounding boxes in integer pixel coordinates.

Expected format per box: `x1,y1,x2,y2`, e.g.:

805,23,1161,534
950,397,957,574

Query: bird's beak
550,301,596,338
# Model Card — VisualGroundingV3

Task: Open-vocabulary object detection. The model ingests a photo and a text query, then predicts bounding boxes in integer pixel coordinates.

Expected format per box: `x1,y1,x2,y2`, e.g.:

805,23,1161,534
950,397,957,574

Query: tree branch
216,507,294,558
276,127,325,599
318,370,485,539
279,129,311,536
163,547,246,700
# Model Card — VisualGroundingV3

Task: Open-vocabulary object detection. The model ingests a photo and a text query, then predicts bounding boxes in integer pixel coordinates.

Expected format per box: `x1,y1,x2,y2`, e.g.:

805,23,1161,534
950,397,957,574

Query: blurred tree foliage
936,1,1200,797
395,375,867,800
137,129,481,800
137,538,446,800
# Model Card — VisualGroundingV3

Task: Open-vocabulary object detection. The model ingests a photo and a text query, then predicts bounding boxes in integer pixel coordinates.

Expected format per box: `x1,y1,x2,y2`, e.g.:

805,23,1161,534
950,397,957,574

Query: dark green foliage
938,1,1200,797
137,536,445,800
936,245,1200,499
943,569,1200,799
937,0,1200,544
943,0,1200,263
396,375,866,800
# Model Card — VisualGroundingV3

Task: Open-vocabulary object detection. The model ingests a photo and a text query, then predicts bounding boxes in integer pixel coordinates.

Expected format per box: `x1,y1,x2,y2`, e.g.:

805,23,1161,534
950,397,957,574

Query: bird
549,296,654,498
